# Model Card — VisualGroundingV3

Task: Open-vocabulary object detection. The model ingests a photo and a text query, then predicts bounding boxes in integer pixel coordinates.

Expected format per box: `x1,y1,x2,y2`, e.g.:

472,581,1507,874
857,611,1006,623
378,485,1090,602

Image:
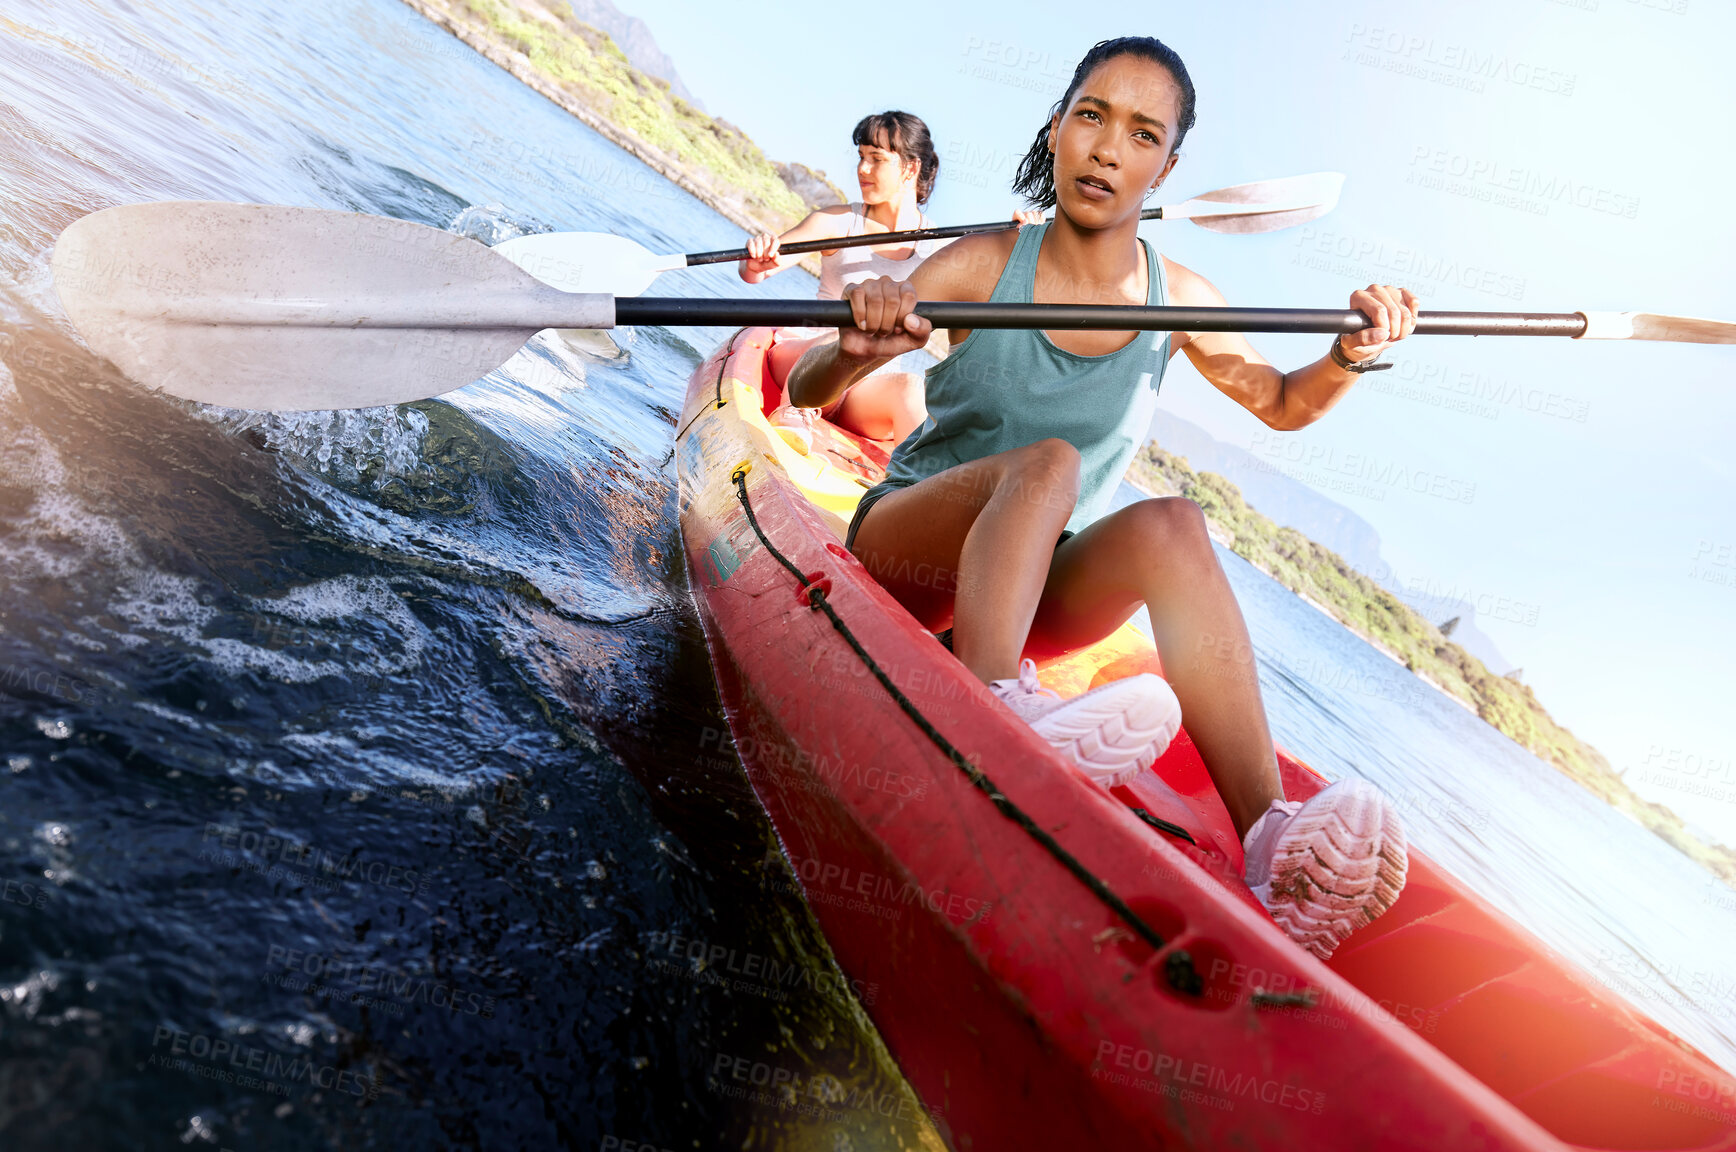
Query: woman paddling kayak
784,37,1416,959
740,110,1040,452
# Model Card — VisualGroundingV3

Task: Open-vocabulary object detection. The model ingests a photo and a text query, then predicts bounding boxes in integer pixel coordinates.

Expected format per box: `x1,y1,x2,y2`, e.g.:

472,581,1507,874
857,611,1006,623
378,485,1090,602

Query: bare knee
1019,437,1081,469
1008,437,1081,487
1125,497,1214,557
997,438,1080,514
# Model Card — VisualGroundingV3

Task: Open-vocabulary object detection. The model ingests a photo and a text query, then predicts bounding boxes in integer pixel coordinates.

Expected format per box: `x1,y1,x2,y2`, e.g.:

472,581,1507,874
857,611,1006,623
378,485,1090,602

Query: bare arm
738,206,852,284
1166,259,1419,431
784,231,1016,409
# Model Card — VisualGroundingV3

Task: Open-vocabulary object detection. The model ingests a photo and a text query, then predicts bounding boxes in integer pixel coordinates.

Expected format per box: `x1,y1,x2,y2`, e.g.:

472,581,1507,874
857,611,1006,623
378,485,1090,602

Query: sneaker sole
1031,674,1182,788
1255,779,1408,960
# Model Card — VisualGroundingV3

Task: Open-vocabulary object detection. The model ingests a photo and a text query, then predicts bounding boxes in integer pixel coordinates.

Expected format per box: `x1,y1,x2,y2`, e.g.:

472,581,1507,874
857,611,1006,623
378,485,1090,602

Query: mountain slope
563,0,703,110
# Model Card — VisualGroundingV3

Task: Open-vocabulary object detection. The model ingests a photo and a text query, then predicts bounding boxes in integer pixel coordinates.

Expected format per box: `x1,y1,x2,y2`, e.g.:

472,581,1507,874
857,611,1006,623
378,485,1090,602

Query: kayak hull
676,329,1736,1149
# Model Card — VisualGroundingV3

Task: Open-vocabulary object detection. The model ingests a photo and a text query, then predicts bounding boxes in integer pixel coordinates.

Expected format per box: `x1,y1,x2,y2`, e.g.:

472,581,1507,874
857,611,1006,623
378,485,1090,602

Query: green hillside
403,0,839,230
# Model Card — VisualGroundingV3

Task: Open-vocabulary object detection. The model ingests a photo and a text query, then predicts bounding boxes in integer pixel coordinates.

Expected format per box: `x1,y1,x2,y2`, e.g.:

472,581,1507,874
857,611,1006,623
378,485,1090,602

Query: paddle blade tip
1578,311,1736,344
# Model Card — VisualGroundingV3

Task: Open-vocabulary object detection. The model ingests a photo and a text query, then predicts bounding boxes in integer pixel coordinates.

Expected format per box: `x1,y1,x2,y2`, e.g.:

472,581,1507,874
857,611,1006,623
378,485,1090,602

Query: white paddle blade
1577,311,1736,344
1175,172,1346,235
50,202,610,412
494,231,686,296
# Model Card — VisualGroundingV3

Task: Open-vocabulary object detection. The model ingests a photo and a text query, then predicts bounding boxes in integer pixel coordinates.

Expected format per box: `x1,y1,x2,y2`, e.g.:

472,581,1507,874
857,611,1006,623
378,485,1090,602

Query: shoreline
397,0,819,237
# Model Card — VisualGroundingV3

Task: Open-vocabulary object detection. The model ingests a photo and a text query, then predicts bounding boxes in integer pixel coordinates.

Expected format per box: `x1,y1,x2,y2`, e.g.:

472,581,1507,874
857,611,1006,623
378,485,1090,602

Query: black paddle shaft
613,299,1592,337
681,207,1166,266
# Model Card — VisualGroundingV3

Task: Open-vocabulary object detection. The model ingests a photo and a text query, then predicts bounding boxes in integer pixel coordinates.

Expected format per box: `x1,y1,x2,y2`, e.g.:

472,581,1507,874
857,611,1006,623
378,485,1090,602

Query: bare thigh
848,442,1078,633
1025,498,1217,656
847,472,993,632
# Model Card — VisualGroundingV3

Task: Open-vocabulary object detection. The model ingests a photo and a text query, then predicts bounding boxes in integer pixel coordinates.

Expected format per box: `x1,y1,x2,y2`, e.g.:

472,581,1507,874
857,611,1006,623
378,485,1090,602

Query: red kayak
676,327,1736,1149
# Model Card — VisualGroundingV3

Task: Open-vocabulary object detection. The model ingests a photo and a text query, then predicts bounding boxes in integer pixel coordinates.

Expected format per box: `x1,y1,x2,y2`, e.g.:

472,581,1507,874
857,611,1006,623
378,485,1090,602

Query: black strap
1130,807,1197,845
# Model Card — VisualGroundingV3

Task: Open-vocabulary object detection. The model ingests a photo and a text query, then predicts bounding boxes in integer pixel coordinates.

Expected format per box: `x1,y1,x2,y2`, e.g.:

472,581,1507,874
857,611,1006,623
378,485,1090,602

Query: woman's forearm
1267,350,1364,431
785,340,890,409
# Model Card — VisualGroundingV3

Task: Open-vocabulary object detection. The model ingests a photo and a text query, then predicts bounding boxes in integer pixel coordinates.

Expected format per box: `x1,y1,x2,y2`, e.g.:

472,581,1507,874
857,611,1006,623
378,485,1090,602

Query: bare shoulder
1161,256,1226,306
804,204,854,235
912,229,1020,302
1160,256,1229,353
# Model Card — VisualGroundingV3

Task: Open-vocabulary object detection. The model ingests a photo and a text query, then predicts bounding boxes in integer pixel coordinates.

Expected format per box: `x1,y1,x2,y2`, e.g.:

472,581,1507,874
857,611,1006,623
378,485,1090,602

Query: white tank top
815,203,950,300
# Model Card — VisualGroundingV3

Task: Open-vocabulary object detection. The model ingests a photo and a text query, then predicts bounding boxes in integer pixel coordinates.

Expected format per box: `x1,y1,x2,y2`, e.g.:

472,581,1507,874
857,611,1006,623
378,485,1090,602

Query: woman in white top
740,111,1039,450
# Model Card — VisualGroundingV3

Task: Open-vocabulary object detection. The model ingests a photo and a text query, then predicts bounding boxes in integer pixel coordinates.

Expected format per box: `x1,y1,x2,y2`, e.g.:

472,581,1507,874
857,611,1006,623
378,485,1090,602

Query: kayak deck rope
728,465,1203,998
674,328,746,447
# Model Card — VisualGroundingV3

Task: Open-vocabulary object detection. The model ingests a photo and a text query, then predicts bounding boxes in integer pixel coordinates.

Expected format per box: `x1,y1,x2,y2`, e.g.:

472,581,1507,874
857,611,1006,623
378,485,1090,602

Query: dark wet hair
852,111,939,206
1011,37,1197,210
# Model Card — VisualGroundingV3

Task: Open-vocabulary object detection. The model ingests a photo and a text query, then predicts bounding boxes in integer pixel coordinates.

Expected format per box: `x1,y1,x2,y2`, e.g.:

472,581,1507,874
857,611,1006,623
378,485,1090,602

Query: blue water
0,2,1730,1148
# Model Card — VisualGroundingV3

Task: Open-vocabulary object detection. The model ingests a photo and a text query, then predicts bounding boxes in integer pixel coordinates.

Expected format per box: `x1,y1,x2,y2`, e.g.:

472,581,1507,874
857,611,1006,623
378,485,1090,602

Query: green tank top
864,223,1171,534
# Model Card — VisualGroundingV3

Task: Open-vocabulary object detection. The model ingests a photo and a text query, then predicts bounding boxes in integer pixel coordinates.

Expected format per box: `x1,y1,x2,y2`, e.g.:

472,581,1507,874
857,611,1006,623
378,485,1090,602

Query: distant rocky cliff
562,0,703,109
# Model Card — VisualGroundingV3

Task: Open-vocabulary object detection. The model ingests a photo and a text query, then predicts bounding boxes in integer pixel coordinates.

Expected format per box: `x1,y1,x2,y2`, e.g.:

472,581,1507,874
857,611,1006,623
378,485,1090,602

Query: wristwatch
1329,335,1393,373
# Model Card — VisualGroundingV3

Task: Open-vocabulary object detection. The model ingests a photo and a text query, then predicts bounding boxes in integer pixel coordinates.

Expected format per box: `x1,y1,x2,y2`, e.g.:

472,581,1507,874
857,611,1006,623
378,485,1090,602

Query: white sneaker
769,405,821,454
990,659,1182,788
1242,779,1408,960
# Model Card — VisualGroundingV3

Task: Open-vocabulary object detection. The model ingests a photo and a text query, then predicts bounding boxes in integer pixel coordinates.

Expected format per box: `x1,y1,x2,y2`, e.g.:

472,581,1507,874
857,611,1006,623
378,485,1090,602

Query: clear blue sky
620,0,1736,843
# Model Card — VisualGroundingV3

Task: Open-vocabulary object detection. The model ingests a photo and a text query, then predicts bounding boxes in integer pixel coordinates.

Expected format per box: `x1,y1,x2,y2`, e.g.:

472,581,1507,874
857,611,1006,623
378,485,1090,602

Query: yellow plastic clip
729,458,754,483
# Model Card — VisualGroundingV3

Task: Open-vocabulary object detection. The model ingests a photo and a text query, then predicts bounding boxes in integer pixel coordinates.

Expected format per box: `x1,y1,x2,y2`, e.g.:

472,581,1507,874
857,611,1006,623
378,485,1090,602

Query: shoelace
1013,658,1061,703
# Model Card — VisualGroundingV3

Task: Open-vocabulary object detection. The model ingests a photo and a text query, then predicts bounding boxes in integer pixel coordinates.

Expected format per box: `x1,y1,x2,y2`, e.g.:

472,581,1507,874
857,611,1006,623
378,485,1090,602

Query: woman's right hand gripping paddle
840,275,932,363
